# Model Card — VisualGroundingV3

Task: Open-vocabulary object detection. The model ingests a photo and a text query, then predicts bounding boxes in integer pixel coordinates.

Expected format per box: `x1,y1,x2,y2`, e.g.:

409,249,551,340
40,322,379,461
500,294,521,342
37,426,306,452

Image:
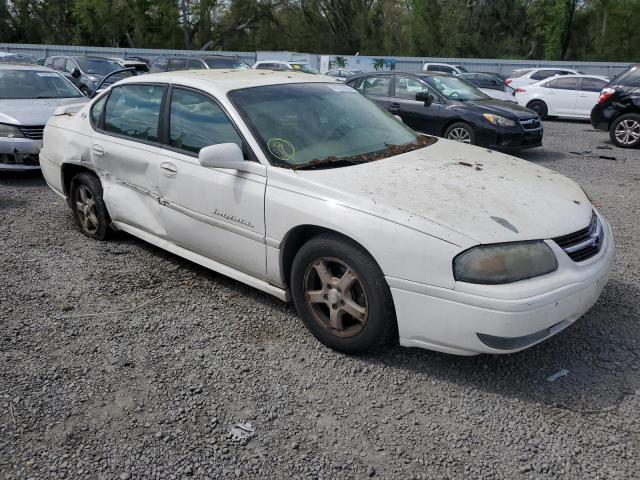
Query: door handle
160,162,178,177
91,144,104,156
389,102,401,111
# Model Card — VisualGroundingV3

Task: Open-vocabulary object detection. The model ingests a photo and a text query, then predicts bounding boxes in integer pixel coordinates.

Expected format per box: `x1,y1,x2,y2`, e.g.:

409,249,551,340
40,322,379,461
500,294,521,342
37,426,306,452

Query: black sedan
346,72,542,150
591,64,640,149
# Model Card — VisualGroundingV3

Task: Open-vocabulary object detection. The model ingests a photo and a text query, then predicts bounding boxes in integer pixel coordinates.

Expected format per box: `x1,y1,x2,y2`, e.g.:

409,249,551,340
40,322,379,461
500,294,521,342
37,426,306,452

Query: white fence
0,43,632,77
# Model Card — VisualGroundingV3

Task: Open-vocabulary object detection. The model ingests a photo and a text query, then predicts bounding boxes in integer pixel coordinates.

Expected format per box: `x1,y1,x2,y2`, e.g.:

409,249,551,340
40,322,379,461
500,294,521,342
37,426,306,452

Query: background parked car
422,63,467,74
346,71,543,150
149,55,251,73
514,74,609,119
505,67,582,89
458,72,517,102
109,57,149,73
591,64,640,148
253,60,318,74
44,56,124,96
0,64,87,171
324,68,364,81
0,53,36,64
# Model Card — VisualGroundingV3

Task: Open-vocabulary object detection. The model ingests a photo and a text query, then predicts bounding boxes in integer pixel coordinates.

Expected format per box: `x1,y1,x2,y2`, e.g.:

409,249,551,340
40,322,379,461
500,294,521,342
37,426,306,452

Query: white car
505,67,582,89
423,63,468,75
40,70,614,356
514,75,610,119
253,60,317,74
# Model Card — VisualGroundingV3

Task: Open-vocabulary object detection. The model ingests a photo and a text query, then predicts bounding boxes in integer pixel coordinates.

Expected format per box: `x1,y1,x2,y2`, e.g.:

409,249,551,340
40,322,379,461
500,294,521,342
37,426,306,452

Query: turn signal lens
505,79,513,85
515,88,526,93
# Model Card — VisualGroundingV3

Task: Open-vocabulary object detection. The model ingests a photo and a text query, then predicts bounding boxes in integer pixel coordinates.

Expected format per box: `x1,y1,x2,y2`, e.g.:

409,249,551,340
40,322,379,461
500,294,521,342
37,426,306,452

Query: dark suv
44,56,124,96
149,55,250,73
591,64,640,148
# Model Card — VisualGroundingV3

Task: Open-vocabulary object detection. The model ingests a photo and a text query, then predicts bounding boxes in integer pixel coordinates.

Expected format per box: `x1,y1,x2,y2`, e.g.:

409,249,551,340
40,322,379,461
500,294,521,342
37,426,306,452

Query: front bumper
477,124,543,151
0,138,42,171
388,217,614,356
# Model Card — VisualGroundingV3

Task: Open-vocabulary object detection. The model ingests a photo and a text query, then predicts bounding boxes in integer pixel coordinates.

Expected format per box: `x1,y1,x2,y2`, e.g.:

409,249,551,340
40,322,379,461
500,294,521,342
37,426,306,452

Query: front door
157,87,267,279
90,83,167,236
547,77,579,116
390,75,441,135
576,77,608,118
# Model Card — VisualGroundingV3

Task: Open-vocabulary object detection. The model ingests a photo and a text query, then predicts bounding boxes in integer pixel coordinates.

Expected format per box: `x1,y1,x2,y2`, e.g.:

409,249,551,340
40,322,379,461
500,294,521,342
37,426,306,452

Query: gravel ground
1,120,639,480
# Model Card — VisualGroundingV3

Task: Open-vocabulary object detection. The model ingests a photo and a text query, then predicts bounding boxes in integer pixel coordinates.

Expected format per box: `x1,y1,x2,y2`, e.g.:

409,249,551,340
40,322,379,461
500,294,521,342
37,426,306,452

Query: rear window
204,58,250,69
610,66,640,87
510,69,533,78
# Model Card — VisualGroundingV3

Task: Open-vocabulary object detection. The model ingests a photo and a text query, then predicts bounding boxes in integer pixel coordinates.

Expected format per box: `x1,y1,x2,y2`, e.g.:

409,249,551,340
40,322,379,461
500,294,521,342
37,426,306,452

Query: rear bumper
590,103,613,131
0,138,42,171
388,218,614,356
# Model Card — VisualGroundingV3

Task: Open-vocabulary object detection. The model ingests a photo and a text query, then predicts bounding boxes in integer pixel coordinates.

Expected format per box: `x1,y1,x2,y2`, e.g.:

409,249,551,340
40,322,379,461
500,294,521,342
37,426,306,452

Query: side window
581,77,607,92
44,57,53,67
543,79,558,89
150,57,168,73
361,76,391,96
347,77,362,89
90,94,108,127
394,76,427,99
169,88,243,154
65,60,77,74
254,63,269,69
531,70,555,81
188,59,205,69
52,58,66,71
168,58,186,71
555,77,579,90
103,84,165,142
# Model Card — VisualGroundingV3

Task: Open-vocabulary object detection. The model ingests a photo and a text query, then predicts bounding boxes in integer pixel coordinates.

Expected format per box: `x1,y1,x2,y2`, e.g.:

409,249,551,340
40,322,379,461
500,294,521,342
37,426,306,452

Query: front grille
553,211,603,262
17,125,45,140
519,118,542,130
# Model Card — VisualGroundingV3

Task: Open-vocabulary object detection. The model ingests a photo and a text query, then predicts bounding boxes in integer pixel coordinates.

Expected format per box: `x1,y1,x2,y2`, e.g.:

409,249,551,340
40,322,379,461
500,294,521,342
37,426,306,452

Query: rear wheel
291,234,396,353
70,172,111,240
444,122,476,145
527,100,548,119
610,113,640,148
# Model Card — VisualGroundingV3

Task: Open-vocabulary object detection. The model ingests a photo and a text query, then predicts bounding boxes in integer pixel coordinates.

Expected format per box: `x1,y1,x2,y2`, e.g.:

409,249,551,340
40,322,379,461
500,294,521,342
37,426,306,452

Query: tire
527,100,548,119
444,122,476,145
609,113,640,148
80,86,91,97
70,172,111,240
290,233,397,353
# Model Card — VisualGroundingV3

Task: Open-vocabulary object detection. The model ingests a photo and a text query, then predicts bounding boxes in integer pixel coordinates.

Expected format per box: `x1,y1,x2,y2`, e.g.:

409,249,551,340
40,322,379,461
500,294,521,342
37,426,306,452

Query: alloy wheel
614,119,640,146
447,127,471,143
303,257,368,338
75,184,99,234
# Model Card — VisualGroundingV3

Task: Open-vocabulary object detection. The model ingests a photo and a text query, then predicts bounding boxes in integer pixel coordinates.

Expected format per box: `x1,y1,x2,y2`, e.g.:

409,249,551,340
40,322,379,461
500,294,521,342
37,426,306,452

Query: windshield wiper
289,135,437,170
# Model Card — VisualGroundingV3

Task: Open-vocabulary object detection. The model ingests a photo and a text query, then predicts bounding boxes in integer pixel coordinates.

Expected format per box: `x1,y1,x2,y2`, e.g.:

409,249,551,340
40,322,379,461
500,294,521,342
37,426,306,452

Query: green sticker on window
268,138,295,161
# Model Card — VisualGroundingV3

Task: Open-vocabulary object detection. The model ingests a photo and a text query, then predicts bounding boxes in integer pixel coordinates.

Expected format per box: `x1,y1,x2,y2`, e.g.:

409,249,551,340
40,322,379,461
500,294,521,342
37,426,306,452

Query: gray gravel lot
1,120,639,480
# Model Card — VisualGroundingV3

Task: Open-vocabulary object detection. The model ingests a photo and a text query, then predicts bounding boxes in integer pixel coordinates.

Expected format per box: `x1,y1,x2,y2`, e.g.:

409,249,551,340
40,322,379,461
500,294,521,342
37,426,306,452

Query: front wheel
290,234,396,353
70,172,111,240
610,113,640,148
444,122,476,145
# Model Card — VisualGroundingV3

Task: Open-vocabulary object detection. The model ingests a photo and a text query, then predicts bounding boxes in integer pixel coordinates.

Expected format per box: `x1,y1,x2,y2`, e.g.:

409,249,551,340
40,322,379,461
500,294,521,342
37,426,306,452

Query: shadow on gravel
358,277,639,413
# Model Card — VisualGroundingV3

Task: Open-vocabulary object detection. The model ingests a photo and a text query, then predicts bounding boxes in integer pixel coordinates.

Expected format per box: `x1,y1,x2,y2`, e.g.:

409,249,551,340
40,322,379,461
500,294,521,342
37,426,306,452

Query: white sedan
514,75,609,119
40,70,614,356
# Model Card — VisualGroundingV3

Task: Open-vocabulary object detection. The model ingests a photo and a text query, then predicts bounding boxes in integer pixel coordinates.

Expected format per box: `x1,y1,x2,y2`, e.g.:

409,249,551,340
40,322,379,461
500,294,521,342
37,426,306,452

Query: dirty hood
294,139,593,244
0,97,88,125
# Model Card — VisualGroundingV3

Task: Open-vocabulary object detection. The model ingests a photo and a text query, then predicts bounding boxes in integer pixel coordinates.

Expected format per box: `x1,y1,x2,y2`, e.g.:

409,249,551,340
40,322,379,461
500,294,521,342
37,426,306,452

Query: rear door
90,83,167,235
356,74,393,109
576,77,608,117
390,75,441,134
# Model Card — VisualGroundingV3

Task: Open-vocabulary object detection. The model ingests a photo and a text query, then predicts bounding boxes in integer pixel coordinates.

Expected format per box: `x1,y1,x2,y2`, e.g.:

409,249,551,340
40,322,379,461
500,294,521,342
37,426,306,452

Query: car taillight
598,88,615,104
515,88,526,93
505,79,512,85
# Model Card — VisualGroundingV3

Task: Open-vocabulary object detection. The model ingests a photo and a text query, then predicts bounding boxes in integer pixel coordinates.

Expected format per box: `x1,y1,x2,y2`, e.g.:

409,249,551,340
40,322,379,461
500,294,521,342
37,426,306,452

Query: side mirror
199,143,246,170
415,91,433,107
72,68,81,78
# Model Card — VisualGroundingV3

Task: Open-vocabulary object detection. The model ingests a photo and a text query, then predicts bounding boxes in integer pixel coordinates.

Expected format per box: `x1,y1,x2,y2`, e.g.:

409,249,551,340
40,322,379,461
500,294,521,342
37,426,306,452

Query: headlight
0,123,24,138
453,241,558,284
482,113,516,127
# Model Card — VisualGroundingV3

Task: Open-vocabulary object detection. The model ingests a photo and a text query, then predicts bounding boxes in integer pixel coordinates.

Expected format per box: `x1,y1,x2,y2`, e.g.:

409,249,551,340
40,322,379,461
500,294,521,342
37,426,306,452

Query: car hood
0,98,88,125
463,98,536,119
285,139,592,246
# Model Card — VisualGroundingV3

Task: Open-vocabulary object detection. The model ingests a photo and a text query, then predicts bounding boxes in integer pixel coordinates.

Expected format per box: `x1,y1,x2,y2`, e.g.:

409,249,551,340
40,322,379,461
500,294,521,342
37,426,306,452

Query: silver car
0,64,87,171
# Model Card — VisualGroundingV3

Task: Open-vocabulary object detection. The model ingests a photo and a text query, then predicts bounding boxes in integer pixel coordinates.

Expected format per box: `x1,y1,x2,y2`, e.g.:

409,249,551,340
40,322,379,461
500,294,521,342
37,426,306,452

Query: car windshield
455,65,468,73
205,58,251,69
77,58,122,74
228,83,433,169
421,75,489,101
0,69,82,99
289,63,318,74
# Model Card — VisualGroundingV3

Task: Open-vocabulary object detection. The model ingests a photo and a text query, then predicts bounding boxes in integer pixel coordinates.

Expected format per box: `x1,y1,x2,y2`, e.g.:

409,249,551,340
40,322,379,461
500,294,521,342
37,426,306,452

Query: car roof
256,60,309,64
0,63,58,72
117,69,337,93
349,71,451,79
